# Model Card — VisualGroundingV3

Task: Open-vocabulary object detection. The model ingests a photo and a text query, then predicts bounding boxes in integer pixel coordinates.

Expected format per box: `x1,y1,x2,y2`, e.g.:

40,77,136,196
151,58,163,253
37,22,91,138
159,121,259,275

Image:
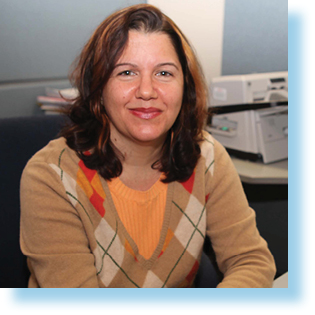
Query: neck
109,130,167,191
110,133,166,169
125,143,162,167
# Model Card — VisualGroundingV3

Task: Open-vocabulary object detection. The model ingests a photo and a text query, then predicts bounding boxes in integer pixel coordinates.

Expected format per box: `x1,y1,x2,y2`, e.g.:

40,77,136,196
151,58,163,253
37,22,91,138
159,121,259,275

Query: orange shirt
107,177,167,260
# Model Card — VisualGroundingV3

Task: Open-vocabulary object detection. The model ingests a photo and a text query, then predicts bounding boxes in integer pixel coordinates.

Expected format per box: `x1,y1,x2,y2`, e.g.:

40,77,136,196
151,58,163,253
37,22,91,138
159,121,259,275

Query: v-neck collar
100,177,175,270
107,176,167,201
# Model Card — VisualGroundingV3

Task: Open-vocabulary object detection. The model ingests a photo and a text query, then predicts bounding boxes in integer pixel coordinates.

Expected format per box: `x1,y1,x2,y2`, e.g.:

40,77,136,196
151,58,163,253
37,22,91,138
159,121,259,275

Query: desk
272,272,288,288
231,158,288,184
230,157,288,278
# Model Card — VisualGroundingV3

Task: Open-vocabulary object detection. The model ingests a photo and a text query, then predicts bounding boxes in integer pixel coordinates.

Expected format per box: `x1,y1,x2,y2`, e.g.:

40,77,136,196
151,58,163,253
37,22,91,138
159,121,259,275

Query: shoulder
21,137,80,184
200,130,228,157
199,131,228,177
200,131,215,156
26,137,78,165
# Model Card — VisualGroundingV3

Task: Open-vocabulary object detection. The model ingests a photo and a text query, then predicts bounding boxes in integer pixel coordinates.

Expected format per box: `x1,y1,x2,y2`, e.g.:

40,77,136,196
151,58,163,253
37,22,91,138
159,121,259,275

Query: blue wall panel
0,0,145,117
222,0,288,75
0,0,145,83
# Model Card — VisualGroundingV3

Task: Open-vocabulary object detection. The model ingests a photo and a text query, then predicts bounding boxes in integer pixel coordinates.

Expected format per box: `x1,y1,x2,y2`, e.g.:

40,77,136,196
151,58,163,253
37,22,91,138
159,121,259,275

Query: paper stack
37,87,78,115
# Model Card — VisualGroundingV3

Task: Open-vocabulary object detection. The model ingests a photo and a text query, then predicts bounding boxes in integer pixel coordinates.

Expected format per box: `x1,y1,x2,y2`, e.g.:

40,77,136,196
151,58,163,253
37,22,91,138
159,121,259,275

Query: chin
131,130,168,144
133,135,163,144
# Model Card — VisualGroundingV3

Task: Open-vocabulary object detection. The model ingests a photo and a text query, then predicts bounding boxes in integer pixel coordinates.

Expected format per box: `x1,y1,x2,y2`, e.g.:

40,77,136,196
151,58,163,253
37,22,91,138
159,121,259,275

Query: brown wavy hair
60,4,208,183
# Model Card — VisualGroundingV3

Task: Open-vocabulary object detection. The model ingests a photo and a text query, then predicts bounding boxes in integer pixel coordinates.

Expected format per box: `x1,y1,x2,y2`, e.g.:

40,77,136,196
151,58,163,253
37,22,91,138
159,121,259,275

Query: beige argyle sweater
20,131,276,288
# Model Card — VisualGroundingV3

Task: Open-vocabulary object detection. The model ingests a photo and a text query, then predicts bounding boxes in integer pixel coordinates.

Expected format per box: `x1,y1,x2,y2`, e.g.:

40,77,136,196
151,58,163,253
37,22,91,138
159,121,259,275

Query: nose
135,74,158,100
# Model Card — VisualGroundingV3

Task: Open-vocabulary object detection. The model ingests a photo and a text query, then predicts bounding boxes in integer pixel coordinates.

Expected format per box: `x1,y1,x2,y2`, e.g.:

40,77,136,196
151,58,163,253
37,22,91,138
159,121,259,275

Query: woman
20,4,276,288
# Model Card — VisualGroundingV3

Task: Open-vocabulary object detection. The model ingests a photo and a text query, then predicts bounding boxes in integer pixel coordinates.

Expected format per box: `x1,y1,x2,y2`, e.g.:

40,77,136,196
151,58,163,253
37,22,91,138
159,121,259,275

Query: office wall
149,0,287,79
222,0,288,75
148,0,225,85
0,0,145,118
0,0,287,118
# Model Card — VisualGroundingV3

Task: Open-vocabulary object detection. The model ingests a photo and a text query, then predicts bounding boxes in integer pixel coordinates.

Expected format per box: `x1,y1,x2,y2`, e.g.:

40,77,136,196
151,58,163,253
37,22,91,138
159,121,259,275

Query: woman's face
102,30,184,147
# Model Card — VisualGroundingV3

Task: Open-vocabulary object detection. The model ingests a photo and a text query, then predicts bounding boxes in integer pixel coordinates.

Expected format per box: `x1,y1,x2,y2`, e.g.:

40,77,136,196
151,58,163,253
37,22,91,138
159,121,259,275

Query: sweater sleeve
205,139,276,288
20,158,100,288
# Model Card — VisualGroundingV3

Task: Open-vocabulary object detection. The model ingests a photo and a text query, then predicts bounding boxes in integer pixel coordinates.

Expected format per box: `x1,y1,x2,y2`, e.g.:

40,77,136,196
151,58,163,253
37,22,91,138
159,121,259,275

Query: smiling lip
129,107,162,120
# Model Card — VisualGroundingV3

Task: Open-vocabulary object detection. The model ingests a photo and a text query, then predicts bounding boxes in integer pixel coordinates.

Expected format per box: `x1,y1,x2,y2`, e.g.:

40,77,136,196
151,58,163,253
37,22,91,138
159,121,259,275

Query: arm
20,159,100,288
205,139,276,288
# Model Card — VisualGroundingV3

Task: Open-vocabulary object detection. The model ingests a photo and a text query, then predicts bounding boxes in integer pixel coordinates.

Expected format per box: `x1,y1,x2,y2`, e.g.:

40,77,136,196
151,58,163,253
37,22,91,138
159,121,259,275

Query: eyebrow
114,63,137,69
114,62,180,70
157,62,180,70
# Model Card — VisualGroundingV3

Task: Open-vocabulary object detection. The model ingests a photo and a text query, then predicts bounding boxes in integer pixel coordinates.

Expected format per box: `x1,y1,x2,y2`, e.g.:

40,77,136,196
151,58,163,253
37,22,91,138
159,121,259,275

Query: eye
157,71,172,77
118,70,135,76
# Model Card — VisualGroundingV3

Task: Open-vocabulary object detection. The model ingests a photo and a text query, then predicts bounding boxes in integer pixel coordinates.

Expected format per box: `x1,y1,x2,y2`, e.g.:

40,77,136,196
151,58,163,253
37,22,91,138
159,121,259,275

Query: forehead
117,30,180,63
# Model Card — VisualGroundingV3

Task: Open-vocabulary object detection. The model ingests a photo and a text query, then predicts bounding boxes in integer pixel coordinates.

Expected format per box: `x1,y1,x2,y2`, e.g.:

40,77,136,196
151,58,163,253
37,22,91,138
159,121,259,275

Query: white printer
206,71,288,163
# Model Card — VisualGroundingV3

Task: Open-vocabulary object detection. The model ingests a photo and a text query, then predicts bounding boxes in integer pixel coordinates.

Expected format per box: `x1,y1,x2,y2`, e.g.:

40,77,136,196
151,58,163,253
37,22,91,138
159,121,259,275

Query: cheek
103,84,126,109
108,84,136,103
159,84,183,106
167,90,184,113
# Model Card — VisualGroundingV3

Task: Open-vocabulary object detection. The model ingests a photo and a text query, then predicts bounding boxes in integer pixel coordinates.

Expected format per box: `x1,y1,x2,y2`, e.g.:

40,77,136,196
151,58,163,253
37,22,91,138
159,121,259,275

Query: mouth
129,107,162,120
